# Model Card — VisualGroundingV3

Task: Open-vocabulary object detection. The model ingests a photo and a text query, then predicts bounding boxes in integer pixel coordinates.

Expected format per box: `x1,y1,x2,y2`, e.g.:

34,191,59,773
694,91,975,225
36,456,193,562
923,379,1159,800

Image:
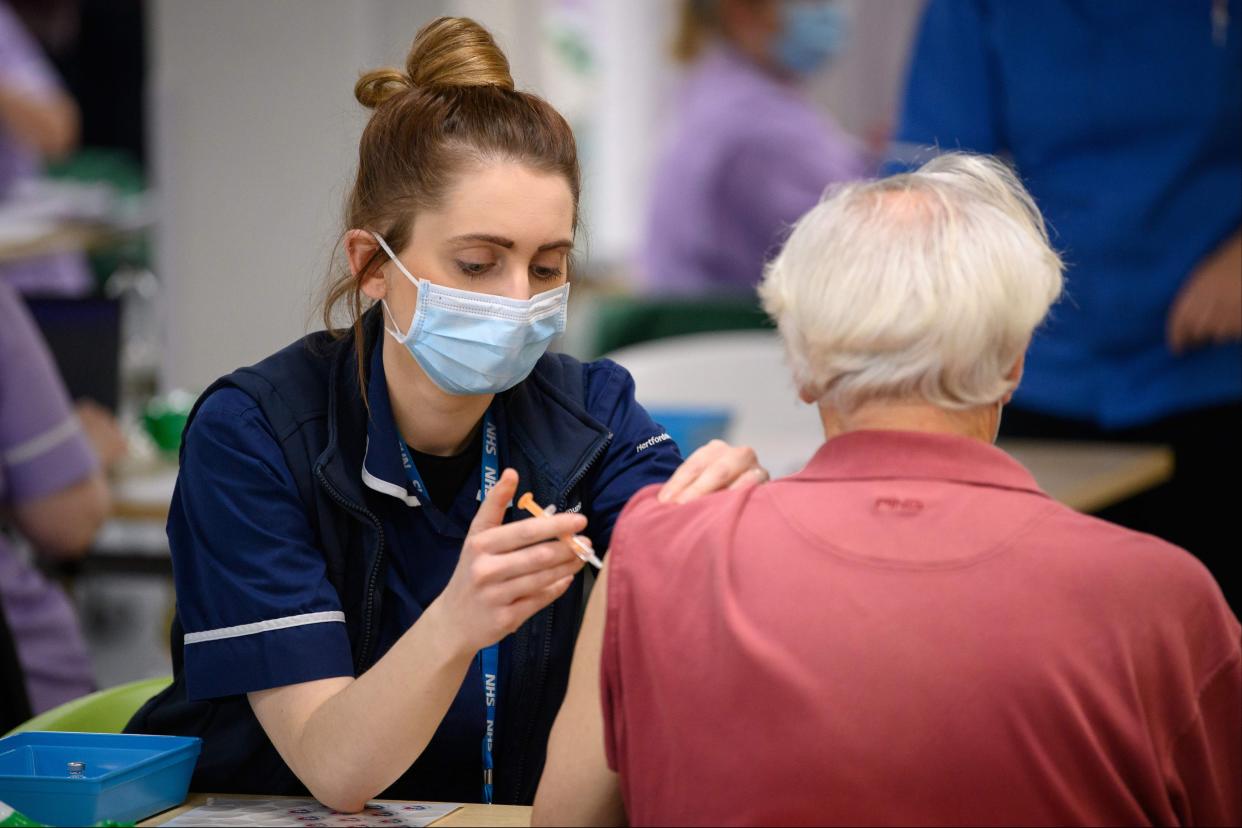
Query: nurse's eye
531,264,563,280
455,259,494,277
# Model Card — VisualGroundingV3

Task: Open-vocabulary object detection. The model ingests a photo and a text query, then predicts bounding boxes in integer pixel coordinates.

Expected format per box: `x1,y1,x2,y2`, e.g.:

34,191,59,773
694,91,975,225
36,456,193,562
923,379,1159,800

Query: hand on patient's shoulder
657,439,768,505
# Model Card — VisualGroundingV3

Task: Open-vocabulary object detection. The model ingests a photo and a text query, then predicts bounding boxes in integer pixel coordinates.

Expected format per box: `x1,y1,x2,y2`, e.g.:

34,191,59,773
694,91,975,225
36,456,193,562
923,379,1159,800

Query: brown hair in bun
324,17,580,391
353,16,514,108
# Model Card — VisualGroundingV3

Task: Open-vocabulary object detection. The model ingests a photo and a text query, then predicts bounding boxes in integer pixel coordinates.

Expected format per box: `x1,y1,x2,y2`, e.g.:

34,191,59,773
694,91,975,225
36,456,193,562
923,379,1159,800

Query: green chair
587,294,774,358
4,676,171,737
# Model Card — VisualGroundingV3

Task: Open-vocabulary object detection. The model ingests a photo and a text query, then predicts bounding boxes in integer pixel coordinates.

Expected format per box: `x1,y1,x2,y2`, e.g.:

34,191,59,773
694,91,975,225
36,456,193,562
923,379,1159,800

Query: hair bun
405,17,514,91
354,68,412,109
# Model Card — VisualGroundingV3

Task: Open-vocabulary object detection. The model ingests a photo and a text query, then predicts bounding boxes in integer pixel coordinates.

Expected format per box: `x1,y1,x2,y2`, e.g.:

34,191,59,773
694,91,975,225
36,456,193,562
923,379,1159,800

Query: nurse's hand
432,468,585,656
658,439,768,505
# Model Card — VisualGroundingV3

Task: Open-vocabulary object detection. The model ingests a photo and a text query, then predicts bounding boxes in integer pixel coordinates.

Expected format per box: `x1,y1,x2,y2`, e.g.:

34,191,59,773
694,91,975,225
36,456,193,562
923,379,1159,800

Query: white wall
152,0,446,391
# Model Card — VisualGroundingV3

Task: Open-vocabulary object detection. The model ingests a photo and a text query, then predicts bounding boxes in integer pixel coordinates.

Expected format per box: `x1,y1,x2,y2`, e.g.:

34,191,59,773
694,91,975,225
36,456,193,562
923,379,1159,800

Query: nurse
642,0,867,294
127,17,765,811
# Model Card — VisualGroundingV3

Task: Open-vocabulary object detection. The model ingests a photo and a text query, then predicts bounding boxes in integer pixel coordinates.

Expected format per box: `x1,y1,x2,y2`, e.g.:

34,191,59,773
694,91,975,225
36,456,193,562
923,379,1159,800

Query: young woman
127,16,765,812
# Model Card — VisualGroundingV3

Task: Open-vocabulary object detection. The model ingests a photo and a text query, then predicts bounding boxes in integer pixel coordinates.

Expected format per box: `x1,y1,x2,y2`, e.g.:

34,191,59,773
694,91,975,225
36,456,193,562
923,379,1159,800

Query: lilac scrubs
0,279,96,712
0,1,91,297
642,47,866,295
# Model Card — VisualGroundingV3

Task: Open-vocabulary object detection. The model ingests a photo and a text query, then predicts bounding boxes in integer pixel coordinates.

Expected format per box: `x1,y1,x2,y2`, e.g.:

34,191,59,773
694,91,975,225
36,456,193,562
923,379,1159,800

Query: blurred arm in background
0,279,107,557
0,1,78,162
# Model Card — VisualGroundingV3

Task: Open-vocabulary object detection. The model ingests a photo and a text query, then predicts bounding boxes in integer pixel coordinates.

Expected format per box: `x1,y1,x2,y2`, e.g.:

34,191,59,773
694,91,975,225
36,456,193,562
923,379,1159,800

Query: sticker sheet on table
161,797,460,827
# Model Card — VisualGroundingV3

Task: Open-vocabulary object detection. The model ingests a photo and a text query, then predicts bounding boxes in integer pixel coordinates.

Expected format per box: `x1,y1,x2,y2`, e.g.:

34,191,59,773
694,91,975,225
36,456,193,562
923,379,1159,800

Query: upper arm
889,0,1004,170
170,390,354,702
0,283,104,555
533,563,625,827
581,361,682,555
0,5,78,158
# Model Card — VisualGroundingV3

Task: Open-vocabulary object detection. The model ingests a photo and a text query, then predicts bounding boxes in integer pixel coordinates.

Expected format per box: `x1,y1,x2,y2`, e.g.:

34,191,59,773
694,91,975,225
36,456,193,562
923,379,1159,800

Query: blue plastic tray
0,732,200,827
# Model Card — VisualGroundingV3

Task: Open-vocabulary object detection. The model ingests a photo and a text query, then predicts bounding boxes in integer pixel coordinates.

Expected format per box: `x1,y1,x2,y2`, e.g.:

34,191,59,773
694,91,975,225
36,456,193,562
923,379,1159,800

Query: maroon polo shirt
602,430,1240,826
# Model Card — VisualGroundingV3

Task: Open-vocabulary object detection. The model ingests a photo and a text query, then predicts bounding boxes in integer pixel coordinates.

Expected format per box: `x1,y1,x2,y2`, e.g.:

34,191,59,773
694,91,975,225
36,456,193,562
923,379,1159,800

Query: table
750,438,1173,515
1001,440,1173,514
110,463,180,522
140,794,531,827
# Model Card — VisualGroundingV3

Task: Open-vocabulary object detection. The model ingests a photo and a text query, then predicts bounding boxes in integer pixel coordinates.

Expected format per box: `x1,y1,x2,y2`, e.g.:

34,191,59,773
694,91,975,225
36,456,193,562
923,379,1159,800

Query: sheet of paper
162,797,461,827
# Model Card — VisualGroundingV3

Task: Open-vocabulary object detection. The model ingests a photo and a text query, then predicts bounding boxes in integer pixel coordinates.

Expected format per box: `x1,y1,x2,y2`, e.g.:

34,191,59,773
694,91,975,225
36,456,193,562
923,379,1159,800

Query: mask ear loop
371,231,421,341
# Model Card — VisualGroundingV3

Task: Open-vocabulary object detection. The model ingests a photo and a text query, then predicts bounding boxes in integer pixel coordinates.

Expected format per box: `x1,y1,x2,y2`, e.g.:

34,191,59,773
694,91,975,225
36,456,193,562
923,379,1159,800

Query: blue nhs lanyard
397,411,501,804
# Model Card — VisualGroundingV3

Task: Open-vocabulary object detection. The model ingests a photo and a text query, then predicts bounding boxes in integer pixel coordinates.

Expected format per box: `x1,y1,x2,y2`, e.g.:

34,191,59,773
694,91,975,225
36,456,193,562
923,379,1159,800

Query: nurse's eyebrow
449,233,573,252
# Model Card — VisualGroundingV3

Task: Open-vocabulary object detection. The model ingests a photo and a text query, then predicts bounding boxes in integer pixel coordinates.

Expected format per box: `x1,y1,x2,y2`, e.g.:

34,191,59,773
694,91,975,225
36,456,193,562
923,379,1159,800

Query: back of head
759,153,1064,413
672,0,718,63
322,17,580,372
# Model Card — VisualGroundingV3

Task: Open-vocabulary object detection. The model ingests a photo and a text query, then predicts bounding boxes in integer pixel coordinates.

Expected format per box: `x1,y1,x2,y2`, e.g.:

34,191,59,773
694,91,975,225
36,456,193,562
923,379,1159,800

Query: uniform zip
557,432,614,508
511,430,613,798
315,464,387,669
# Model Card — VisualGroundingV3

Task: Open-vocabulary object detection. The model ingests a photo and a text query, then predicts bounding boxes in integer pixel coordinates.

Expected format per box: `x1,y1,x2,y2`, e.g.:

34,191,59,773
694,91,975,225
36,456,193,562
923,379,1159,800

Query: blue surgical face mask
774,0,848,78
373,233,570,396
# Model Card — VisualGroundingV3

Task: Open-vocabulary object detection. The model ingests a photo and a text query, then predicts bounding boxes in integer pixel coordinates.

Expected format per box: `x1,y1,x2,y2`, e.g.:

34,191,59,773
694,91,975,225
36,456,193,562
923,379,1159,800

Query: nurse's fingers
476,536,583,583
657,439,725,503
504,575,576,632
727,466,770,491
470,513,587,557
493,556,583,605
468,468,520,537
670,443,761,504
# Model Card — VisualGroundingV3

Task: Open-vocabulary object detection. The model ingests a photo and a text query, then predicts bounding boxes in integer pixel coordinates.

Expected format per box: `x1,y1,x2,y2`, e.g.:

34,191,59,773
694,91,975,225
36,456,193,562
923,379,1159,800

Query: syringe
516,492,603,569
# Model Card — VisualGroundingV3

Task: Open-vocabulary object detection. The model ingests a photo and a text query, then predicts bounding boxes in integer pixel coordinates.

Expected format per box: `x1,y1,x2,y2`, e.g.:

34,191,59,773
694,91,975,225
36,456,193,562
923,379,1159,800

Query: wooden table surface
140,794,531,827
0,221,120,264
1002,440,1173,514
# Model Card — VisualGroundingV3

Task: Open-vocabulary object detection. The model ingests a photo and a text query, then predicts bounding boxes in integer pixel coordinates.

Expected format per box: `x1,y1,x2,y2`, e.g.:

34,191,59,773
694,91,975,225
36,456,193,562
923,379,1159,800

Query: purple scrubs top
0,1,91,297
0,278,96,712
642,46,867,295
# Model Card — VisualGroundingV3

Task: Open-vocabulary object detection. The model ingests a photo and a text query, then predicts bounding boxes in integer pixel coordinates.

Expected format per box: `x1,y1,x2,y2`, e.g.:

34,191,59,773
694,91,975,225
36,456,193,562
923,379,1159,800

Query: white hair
759,153,1064,413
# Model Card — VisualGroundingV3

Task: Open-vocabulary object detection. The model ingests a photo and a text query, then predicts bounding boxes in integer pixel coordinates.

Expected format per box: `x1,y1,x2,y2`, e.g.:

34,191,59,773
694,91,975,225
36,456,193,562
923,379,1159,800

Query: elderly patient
531,154,1241,827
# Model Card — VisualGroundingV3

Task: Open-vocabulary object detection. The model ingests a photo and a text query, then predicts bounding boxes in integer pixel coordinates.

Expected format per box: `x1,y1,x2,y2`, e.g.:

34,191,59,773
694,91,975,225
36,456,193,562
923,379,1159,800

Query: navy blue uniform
128,309,681,803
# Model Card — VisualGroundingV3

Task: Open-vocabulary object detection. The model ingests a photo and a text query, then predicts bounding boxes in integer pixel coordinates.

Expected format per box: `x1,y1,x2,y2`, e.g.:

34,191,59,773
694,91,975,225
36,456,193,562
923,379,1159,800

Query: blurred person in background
0,0,92,297
534,154,1240,827
641,0,867,295
891,0,1242,610
0,277,118,714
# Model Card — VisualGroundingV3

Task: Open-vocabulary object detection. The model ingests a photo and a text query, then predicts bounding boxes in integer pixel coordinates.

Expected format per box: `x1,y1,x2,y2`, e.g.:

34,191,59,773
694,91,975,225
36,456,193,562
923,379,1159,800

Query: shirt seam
770,490,1061,571
1157,639,1242,768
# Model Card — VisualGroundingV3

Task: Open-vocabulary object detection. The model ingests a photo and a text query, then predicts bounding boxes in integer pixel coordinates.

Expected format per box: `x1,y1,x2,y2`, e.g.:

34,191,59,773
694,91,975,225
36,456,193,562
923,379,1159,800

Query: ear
1001,352,1026,404
344,229,388,302
797,385,819,405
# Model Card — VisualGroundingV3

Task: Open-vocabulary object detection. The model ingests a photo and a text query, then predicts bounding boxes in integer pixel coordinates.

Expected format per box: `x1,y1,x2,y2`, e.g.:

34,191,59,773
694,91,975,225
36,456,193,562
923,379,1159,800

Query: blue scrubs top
167,344,682,802
892,0,1242,428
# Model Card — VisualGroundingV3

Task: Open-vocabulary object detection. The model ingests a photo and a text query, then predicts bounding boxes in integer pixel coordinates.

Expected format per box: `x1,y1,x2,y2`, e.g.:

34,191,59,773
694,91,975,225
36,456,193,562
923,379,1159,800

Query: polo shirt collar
361,344,422,507
798,430,1046,498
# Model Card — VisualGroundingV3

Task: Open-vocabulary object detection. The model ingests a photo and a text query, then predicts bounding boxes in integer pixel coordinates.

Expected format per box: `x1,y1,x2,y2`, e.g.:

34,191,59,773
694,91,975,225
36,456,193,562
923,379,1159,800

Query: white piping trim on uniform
2,417,81,465
183,611,346,644
360,436,422,507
